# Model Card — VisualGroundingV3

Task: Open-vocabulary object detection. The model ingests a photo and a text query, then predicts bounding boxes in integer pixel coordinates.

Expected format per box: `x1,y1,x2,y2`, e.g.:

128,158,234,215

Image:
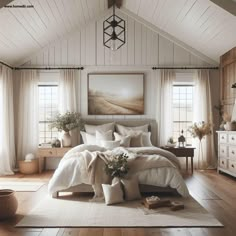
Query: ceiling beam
210,0,236,16
0,0,14,9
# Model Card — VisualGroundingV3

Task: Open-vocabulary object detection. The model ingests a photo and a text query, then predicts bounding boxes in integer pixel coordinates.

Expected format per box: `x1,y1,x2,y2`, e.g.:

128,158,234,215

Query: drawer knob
222,150,224,153
49,151,52,154
232,164,235,168
232,151,235,155
222,136,224,139
232,137,235,140
222,161,224,164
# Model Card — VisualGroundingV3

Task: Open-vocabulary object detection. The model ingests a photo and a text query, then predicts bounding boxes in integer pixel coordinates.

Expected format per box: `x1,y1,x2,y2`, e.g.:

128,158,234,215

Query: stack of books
142,196,184,211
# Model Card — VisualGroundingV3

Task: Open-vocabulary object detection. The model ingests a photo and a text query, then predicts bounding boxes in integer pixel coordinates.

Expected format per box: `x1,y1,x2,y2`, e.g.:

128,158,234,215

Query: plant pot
224,122,236,131
0,189,18,220
62,131,72,147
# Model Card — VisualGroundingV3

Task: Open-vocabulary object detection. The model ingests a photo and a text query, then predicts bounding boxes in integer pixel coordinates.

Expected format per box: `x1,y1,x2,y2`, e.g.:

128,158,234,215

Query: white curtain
193,69,216,169
156,69,175,146
0,65,15,175
15,70,39,161
59,70,80,146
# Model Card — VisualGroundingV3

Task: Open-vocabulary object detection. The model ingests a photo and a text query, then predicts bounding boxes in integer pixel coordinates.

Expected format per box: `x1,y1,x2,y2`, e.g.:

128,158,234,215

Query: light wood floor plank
0,170,235,236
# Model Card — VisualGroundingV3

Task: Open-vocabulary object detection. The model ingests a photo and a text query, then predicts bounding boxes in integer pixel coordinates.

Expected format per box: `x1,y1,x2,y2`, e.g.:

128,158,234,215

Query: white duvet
48,145,189,197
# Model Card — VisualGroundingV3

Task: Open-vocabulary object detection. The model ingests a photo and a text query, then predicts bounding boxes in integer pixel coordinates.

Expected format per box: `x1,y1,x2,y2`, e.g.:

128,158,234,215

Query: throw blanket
48,145,189,197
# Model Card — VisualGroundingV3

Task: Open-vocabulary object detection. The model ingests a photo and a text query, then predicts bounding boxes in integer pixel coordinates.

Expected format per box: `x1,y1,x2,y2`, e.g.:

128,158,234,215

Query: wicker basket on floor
18,159,39,174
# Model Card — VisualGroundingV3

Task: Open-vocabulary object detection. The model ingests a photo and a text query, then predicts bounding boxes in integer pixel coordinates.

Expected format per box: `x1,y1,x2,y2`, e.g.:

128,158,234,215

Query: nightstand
37,147,71,173
161,146,195,174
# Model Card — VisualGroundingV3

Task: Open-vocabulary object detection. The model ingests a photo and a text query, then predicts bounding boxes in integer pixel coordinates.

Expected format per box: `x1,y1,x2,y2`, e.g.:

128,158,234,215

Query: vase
0,189,18,220
62,131,72,147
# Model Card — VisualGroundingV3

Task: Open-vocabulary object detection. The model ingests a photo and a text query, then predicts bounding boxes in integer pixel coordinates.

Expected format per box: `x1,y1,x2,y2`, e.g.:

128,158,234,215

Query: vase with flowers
50,112,83,147
188,121,212,167
104,153,129,179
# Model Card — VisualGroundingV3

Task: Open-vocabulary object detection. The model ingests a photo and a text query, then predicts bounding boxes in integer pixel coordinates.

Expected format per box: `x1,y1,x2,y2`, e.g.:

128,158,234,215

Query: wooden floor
0,170,236,236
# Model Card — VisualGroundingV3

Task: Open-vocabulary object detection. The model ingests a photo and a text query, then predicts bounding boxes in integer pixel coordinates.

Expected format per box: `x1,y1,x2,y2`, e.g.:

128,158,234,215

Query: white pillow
121,177,141,201
114,132,131,147
95,130,113,146
116,124,149,135
80,131,96,145
85,122,115,134
100,140,120,150
142,132,153,147
102,182,124,205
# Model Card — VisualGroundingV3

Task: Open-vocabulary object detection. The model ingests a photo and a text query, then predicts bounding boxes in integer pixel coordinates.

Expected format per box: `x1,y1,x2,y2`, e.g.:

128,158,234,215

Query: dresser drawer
219,133,227,143
219,158,228,169
56,148,70,157
228,134,236,145
228,160,236,174
219,145,227,158
229,146,236,159
38,148,57,157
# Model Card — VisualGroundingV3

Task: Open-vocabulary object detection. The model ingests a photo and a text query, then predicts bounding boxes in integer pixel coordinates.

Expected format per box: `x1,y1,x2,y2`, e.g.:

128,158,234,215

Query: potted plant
50,112,83,147
166,137,176,147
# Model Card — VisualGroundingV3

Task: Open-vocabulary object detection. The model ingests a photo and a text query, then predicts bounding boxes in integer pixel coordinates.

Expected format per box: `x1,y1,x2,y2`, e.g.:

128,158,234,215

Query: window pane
172,84,194,145
38,85,59,144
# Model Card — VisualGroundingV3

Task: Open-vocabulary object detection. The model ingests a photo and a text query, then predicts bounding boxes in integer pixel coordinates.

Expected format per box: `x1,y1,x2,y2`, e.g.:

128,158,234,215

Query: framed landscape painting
88,73,144,115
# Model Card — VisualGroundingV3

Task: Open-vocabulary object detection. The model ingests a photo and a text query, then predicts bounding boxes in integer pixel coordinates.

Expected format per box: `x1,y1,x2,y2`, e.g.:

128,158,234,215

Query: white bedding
48,145,189,197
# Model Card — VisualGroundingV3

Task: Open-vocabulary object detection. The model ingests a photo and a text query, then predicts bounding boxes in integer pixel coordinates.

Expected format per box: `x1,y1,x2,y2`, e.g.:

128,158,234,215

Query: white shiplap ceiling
0,0,236,65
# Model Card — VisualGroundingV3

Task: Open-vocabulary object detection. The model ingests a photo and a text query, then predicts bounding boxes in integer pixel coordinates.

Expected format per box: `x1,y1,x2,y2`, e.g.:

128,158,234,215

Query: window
172,76,194,145
38,84,59,144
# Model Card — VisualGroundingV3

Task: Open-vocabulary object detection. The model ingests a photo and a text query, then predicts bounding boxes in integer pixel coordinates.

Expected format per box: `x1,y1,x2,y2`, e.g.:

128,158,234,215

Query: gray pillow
102,182,124,205
121,177,141,201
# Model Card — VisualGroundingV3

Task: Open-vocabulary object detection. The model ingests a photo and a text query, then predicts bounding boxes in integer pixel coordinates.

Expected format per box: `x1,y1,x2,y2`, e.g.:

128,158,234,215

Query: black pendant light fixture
103,0,126,51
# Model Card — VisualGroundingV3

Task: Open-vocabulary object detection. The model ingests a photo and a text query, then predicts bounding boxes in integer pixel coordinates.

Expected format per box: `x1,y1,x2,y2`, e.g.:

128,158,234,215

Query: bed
48,119,189,198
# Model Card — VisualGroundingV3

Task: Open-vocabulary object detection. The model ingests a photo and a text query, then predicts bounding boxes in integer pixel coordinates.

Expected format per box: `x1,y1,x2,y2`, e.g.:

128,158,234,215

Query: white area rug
16,195,223,228
0,181,45,192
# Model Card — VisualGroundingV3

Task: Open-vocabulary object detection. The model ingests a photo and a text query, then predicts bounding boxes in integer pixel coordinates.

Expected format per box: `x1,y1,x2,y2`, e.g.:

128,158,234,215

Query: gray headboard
84,119,158,146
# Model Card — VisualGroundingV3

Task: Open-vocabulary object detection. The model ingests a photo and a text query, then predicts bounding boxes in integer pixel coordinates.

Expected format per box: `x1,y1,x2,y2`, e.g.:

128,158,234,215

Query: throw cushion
114,132,131,147
95,130,113,146
141,132,153,147
85,123,115,135
102,182,124,205
116,124,149,135
121,177,141,201
80,131,96,145
100,140,120,150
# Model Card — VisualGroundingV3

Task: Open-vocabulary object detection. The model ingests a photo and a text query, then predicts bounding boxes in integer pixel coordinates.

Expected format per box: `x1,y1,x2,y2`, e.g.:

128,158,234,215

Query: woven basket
0,189,18,220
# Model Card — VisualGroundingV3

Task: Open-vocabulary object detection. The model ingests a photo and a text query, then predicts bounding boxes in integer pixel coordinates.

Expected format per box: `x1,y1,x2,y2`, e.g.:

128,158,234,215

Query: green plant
50,112,83,132
104,153,129,178
167,137,176,144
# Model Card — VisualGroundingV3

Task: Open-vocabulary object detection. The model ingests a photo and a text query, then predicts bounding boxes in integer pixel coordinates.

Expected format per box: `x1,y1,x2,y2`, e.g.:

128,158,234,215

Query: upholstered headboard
83,119,158,146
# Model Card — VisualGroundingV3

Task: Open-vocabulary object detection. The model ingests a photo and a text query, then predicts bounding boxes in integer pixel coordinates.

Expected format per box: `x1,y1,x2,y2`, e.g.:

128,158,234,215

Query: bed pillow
141,132,153,147
120,177,141,201
85,122,115,135
126,131,143,147
102,182,124,205
114,132,131,147
116,124,149,135
100,140,120,150
80,131,96,145
95,130,113,146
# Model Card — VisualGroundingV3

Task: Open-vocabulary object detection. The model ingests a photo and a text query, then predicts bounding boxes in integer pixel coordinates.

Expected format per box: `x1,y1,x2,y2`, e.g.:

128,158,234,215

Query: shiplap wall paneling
22,11,211,68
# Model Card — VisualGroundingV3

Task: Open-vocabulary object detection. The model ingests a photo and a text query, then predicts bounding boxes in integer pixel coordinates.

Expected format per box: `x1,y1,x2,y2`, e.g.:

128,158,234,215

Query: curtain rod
0,61,13,69
14,67,84,70
152,66,219,70
0,62,84,70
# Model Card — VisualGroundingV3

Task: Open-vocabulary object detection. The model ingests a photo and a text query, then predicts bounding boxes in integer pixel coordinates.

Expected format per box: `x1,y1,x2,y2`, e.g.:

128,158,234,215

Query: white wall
21,11,211,67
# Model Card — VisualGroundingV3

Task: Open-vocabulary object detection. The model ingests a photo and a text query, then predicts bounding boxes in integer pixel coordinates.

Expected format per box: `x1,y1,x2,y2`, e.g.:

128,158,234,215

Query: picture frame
88,73,144,115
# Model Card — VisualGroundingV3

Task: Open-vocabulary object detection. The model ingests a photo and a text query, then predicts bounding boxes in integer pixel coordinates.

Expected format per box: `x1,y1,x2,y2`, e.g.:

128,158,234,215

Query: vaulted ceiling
0,0,236,66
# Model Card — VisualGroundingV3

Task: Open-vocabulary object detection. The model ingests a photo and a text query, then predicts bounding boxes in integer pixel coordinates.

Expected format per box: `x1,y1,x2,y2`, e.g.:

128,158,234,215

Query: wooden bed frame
52,119,177,198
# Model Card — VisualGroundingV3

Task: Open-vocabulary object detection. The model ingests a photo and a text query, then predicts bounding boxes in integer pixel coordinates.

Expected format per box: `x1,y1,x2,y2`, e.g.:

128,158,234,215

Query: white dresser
217,131,236,177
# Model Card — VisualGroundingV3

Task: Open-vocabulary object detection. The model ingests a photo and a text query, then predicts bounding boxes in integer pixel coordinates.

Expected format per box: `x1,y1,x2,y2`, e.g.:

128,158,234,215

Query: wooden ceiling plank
74,0,86,26
81,0,91,23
